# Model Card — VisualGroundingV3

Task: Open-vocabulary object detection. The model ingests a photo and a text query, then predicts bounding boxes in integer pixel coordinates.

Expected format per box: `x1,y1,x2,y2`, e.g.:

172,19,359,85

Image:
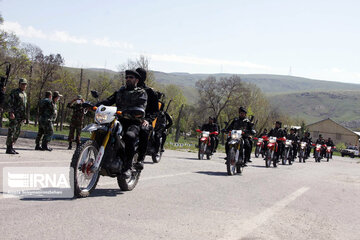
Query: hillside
269,91,360,128
152,72,360,94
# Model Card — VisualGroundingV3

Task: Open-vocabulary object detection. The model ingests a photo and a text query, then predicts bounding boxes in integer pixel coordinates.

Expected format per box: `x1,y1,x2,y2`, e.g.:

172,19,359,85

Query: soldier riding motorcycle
197,117,219,160
224,107,255,175
70,70,147,197
265,121,286,168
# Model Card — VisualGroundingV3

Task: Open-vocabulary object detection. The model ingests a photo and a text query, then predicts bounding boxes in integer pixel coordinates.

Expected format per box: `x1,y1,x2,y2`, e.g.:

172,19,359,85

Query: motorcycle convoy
70,88,335,198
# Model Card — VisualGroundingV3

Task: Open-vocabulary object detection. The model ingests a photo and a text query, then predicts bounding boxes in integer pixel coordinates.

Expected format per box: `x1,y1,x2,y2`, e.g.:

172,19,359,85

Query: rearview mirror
91,90,99,99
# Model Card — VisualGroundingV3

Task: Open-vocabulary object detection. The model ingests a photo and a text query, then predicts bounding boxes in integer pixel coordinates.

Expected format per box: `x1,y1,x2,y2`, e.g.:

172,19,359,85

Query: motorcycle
196,129,219,160
265,137,286,168
325,146,335,162
254,137,266,158
226,130,245,175
70,102,142,198
313,144,326,162
282,139,293,165
146,129,163,163
298,141,308,163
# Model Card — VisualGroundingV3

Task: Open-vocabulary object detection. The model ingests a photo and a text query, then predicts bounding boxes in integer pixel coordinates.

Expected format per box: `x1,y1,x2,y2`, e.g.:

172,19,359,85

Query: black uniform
201,122,219,152
154,111,173,151
268,127,286,159
138,84,160,161
225,117,254,162
97,86,147,171
326,139,335,158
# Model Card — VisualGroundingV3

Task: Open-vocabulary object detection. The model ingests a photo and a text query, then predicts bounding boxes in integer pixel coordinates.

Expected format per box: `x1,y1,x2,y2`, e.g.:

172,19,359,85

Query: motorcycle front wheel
265,149,273,168
118,153,141,191
198,142,206,160
255,146,260,158
227,148,237,175
70,140,100,198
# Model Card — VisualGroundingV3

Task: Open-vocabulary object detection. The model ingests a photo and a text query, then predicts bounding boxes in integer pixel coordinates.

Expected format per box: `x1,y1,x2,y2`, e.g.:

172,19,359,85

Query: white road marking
0,160,68,164
219,186,310,240
97,172,195,186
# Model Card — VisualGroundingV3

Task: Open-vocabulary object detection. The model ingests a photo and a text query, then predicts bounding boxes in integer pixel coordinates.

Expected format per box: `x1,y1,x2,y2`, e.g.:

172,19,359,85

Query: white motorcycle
70,101,142,198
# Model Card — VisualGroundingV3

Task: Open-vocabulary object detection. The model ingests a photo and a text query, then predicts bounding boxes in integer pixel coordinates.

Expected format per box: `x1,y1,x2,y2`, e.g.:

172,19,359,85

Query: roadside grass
2,122,91,138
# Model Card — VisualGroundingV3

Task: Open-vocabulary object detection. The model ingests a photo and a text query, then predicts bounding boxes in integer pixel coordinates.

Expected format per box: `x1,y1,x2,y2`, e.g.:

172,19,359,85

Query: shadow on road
250,165,269,168
195,171,228,176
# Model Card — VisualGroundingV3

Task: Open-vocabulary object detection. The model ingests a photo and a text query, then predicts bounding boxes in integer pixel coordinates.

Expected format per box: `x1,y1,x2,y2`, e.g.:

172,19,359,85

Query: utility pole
86,79,90,100
174,104,184,142
79,68,83,93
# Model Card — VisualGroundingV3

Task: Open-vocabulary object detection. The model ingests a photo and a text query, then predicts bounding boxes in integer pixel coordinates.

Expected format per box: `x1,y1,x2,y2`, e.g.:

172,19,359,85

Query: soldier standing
67,95,86,150
6,78,28,154
35,91,54,151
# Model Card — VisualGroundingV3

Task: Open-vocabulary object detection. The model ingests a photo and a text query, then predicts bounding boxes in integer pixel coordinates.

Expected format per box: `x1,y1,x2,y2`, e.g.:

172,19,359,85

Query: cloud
50,31,88,44
150,53,274,71
1,21,47,39
93,37,133,49
0,21,132,48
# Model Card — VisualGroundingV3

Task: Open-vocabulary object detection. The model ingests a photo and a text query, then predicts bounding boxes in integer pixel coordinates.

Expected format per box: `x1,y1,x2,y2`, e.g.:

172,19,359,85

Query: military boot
11,146,19,154
42,143,53,151
35,144,43,151
68,142,72,150
6,145,16,154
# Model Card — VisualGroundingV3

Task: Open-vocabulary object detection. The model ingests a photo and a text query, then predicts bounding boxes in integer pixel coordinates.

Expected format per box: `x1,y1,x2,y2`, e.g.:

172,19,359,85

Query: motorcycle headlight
202,132,210,138
258,138,263,142
95,113,108,123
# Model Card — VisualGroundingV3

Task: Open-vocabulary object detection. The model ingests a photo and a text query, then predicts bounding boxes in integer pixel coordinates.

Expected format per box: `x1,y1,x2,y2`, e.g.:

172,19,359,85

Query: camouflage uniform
67,99,85,145
6,87,27,146
35,97,54,146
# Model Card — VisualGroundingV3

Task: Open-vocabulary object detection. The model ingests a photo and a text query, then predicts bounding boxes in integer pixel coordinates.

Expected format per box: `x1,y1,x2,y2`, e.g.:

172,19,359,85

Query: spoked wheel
152,139,163,163
265,149,273,168
198,142,206,160
227,148,237,175
70,140,100,198
255,146,260,158
118,153,141,191
326,153,330,162
282,149,289,165
236,151,244,174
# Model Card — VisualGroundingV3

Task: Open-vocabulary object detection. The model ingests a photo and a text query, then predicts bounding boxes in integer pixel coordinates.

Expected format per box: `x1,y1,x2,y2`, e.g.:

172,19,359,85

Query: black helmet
239,106,247,113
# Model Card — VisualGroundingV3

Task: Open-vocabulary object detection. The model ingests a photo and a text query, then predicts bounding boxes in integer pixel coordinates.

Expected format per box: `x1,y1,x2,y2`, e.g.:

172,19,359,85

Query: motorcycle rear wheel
70,140,100,198
152,139,163,163
118,153,141,191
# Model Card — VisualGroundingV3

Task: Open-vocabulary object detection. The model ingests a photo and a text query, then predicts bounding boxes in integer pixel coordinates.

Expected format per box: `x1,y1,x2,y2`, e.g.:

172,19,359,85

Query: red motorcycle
325,146,336,162
254,136,267,158
313,143,326,162
196,129,219,160
265,136,286,168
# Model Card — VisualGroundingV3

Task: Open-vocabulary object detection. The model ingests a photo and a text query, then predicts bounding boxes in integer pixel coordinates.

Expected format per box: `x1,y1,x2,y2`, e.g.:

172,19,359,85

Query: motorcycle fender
267,143,274,149
256,143,261,146
200,137,207,142
82,123,107,132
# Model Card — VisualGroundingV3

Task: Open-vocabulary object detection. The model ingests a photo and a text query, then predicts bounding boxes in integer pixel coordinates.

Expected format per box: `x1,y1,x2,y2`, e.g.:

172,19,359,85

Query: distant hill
269,91,360,129
153,72,360,94
63,67,360,128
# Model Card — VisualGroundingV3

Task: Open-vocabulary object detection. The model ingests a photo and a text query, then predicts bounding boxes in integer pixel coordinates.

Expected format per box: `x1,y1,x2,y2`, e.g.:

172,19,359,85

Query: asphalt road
0,136,360,240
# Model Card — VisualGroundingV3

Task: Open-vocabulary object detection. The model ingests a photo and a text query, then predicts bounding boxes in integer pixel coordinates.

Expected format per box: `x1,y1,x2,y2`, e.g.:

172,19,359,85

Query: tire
198,142,205,160
227,148,237,175
152,139,163,163
326,153,330,162
282,149,288,165
70,140,100,198
255,146,260,158
351,153,355,158
206,153,211,160
236,150,244,174
341,153,344,157
273,155,277,167
117,153,141,191
299,150,303,163
265,149,272,168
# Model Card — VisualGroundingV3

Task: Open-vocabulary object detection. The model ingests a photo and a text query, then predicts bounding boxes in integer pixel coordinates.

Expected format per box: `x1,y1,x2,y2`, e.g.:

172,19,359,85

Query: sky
1,0,360,83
